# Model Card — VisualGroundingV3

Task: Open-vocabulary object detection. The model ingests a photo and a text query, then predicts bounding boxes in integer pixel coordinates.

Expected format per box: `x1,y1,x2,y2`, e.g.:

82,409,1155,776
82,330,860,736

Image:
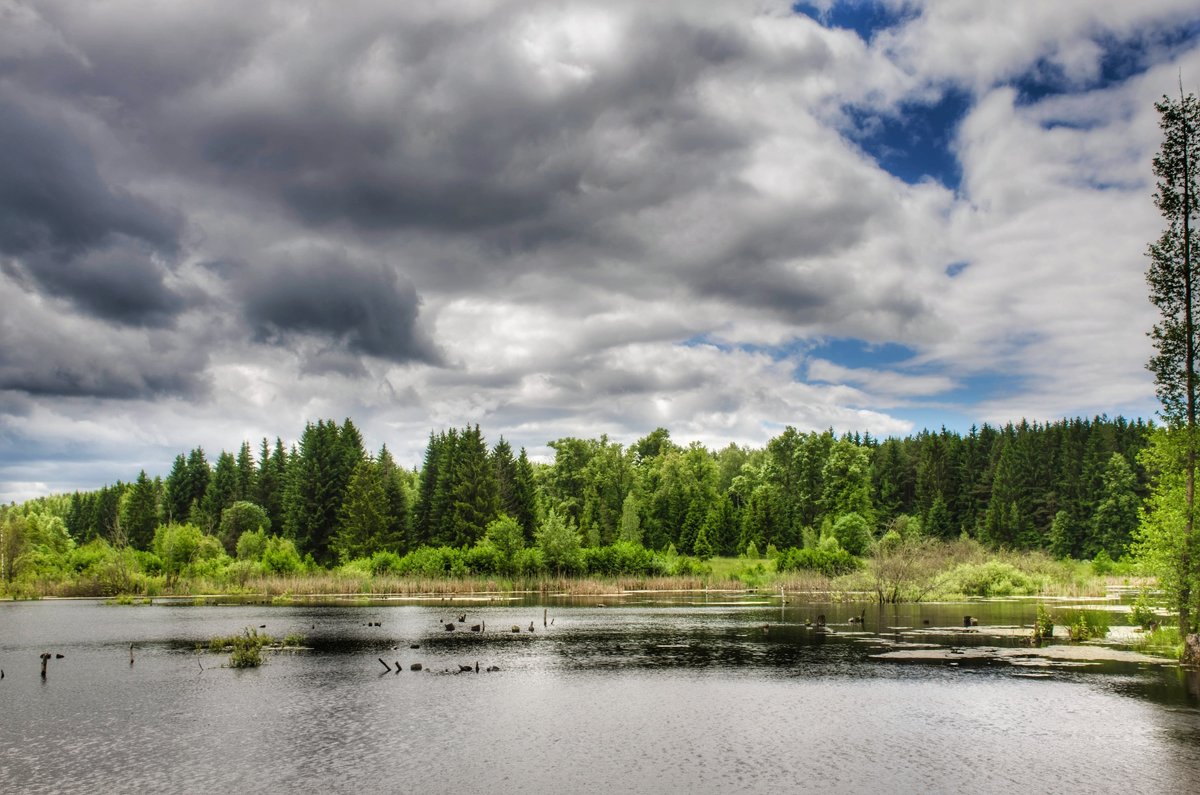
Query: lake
2,596,1198,794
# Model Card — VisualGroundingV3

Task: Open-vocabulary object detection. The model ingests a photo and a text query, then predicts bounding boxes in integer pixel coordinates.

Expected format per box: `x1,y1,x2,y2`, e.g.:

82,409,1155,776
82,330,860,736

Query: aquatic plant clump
209,627,274,668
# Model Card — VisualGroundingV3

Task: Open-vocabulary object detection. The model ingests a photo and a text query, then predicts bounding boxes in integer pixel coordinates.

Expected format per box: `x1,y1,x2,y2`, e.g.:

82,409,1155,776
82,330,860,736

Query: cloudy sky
2,0,1199,502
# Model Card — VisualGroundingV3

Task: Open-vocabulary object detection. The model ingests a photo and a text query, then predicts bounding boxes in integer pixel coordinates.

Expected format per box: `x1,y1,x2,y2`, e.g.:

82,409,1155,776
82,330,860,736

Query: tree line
4,414,1151,579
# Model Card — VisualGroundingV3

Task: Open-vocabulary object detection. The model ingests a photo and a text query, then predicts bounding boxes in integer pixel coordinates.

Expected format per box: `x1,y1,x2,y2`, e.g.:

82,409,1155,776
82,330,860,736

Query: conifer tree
1144,88,1200,638
121,470,160,550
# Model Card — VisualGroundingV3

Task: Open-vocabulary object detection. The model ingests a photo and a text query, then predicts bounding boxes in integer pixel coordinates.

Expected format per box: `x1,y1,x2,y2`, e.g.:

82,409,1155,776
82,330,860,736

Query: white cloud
2,0,1198,497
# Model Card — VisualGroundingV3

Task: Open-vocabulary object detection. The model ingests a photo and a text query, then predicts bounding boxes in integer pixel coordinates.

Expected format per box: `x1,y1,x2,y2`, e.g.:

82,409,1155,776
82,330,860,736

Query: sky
2,0,1199,502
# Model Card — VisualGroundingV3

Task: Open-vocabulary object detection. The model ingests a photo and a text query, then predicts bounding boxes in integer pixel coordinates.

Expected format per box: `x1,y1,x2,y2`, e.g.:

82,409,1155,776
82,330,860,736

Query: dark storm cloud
168,9,754,254
241,249,439,367
0,304,209,401
0,91,185,326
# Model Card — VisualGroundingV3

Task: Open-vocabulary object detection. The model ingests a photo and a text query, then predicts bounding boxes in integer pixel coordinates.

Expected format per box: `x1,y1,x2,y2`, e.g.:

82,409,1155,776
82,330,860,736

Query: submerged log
410,663,423,671
471,624,481,632
378,658,391,672
40,652,51,678
444,623,455,632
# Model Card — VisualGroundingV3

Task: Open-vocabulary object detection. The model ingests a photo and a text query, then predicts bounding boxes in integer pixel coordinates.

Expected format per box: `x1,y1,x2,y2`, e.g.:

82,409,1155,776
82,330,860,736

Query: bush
513,547,545,577
236,528,268,561
1032,604,1054,643
464,542,502,575
261,536,303,575
944,560,1042,597
670,556,710,577
1130,590,1159,630
1091,549,1115,576
228,627,269,668
776,546,861,578
369,550,404,576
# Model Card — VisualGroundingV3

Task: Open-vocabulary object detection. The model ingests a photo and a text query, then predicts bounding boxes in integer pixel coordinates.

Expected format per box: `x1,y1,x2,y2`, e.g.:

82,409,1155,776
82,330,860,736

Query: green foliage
260,535,303,575
776,546,861,578
484,514,525,561
1134,429,1200,630
1032,604,1055,643
743,541,760,559
236,528,267,561
943,560,1042,597
536,507,583,575
220,501,270,554
1063,610,1109,642
152,523,205,582
226,627,269,668
1090,549,1115,576
692,525,714,560
1130,590,1160,630
830,512,872,556
369,550,404,575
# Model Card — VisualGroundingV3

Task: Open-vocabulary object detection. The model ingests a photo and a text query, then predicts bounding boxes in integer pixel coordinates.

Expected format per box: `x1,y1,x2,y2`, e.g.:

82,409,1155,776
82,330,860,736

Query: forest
0,414,1152,594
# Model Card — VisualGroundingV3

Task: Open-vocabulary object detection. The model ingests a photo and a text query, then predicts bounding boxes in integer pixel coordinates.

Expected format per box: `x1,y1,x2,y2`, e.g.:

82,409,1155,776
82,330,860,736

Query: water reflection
2,598,1199,794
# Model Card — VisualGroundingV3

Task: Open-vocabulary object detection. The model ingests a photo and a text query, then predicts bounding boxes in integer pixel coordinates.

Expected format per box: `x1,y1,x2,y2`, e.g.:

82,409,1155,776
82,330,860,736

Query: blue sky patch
791,1,915,44
1015,21,1200,105
843,89,970,188
809,337,919,369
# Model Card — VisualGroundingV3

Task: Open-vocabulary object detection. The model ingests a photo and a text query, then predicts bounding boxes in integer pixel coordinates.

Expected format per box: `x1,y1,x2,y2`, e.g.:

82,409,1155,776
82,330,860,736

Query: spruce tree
1145,88,1200,638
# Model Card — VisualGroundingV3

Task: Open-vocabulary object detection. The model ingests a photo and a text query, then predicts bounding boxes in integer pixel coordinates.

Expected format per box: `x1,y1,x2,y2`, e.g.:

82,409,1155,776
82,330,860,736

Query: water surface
2,598,1197,793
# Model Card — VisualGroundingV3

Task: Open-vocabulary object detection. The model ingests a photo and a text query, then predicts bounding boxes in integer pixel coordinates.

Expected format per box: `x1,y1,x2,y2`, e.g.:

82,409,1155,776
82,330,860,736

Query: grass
4,541,1128,603
105,594,152,606
1125,625,1183,658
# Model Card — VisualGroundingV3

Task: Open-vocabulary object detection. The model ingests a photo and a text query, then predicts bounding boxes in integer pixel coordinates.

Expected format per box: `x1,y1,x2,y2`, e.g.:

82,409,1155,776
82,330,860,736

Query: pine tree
448,425,499,547
334,457,388,563
163,454,190,524
1092,453,1140,559
203,452,239,533
1144,88,1200,639
377,445,410,553
512,448,538,542
236,441,257,502
121,470,160,550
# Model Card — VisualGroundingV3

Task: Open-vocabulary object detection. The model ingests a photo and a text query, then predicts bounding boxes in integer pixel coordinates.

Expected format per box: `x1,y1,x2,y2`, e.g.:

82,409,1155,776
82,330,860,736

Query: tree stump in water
1184,633,1200,666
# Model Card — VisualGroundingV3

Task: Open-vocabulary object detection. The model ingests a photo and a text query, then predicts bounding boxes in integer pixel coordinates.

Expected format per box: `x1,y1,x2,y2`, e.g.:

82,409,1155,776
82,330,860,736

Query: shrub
464,542,502,575
1130,590,1159,630
670,556,710,577
228,627,270,668
776,546,861,578
369,550,403,576
261,536,303,575
944,560,1041,597
236,528,268,561
513,547,545,577
1091,549,1115,576
1032,604,1054,643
